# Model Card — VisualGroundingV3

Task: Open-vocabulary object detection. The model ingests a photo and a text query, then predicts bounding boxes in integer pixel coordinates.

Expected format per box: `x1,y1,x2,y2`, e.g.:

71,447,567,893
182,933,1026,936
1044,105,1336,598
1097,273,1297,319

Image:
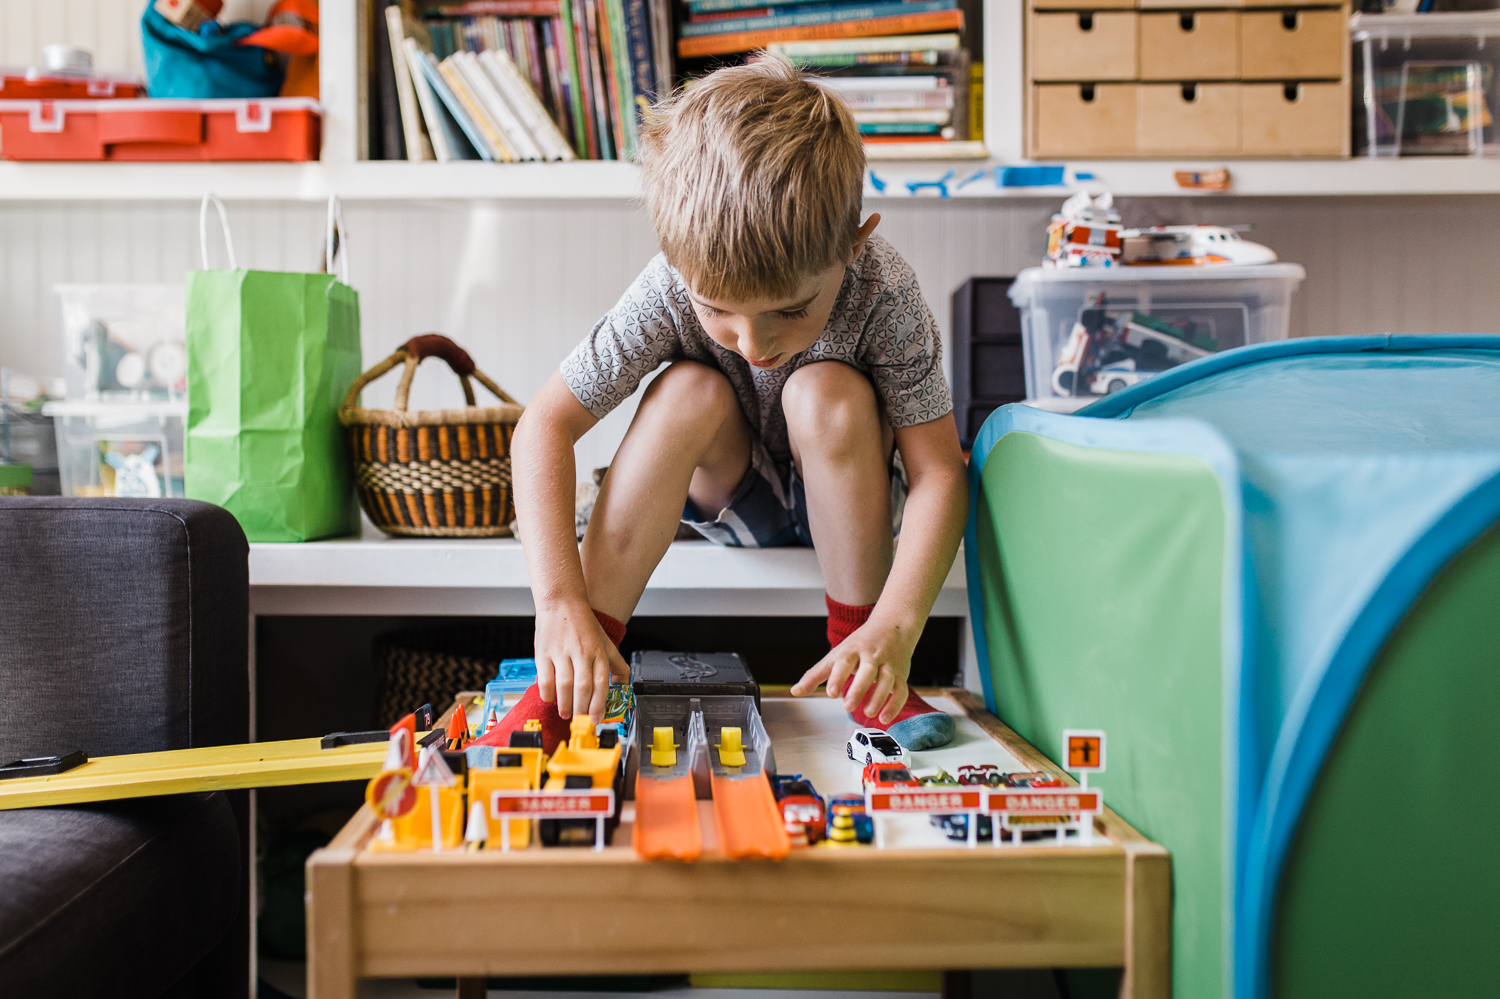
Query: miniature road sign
986,788,1103,847
412,745,458,852
366,768,418,819
1062,729,1106,789
489,788,616,852
866,789,985,849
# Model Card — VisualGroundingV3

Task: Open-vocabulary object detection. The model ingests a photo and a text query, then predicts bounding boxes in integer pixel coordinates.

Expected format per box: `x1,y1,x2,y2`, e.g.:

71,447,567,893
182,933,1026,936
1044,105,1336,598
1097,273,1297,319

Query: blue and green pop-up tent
964,335,1500,999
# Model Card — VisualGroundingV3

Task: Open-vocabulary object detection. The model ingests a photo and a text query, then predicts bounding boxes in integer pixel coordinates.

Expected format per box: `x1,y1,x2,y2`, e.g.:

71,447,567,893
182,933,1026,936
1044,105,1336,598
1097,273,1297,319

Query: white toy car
846,728,910,767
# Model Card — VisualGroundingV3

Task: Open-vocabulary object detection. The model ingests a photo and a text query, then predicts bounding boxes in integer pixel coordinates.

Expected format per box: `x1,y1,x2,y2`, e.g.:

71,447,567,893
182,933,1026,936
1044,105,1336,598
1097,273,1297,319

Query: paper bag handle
325,195,350,285
199,192,238,270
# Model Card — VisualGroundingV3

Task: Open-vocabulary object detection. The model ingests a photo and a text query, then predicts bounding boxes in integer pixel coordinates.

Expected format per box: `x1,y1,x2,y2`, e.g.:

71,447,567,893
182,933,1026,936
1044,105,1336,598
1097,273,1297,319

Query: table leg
941,971,971,999
306,847,358,999
1121,842,1172,999
456,976,487,999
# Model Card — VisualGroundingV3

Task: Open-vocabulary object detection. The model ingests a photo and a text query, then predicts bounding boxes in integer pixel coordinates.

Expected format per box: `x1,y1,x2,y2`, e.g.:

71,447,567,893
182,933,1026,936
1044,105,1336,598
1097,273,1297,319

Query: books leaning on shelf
676,0,963,59
384,0,672,161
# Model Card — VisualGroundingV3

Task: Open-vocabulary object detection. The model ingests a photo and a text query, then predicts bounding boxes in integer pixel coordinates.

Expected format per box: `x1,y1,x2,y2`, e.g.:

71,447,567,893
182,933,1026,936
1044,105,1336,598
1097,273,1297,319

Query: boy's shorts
682,439,907,548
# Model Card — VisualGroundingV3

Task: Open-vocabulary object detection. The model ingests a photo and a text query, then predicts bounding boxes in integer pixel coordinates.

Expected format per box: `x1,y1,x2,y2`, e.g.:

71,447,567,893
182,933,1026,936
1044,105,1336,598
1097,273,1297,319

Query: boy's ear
846,214,881,264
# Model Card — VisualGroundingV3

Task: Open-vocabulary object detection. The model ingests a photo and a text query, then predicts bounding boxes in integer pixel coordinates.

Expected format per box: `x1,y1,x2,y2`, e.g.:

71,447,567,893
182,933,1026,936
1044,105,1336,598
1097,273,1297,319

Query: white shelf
247,526,970,618
3,156,1497,201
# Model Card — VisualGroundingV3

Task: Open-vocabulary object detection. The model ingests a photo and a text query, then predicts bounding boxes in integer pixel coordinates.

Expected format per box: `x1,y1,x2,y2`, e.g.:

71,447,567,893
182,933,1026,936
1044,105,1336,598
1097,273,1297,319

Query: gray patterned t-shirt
560,233,952,462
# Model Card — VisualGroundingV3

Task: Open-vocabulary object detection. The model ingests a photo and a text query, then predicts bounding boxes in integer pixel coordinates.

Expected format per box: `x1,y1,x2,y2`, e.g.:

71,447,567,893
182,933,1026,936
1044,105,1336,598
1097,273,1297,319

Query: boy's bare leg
782,361,895,606
582,360,753,620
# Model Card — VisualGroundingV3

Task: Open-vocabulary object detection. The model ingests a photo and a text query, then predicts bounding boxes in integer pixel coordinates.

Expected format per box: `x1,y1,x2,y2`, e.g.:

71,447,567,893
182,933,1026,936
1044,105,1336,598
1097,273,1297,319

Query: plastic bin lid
1350,10,1500,40
42,400,188,418
488,658,538,691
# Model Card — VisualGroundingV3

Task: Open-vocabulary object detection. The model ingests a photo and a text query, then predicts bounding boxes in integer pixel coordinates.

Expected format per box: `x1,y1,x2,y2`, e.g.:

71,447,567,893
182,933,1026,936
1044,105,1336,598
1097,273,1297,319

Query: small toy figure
845,727,909,767
103,445,162,498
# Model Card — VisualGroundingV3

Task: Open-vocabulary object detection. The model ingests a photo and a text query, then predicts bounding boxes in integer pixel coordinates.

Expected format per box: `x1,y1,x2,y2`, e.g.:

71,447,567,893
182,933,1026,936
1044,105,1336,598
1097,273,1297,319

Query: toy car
828,793,875,844
772,774,826,843
919,769,960,786
862,761,921,791
1088,360,1151,396
846,727,909,766
957,764,1002,787
1003,771,1066,788
932,813,994,843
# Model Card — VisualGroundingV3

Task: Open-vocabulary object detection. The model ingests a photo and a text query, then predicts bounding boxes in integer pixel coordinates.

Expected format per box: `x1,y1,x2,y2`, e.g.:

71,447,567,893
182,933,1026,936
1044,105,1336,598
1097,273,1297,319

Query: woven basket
340,334,524,537
373,622,534,727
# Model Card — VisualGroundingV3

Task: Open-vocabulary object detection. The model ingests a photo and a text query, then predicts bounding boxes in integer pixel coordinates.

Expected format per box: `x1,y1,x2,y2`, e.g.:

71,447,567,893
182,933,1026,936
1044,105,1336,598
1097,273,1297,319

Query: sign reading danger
867,790,984,813
1062,729,1106,773
490,789,615,819
987,789,1102,815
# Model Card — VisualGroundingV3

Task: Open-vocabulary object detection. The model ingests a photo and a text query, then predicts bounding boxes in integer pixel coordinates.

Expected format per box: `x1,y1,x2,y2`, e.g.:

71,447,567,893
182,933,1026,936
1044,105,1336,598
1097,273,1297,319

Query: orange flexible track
633,772,702,860
711,773,791,860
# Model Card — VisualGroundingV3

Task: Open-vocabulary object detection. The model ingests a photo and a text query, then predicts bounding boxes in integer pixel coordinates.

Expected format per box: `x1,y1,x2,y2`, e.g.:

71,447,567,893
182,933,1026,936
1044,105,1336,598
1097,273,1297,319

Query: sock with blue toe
828,594,955,751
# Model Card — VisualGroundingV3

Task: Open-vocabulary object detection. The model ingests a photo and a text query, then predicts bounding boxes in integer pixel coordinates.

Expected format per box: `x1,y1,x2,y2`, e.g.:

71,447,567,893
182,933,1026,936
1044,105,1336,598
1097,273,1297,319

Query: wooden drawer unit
1033,0,1136,8
1139,11,1239,80
1032,83,1140,155
1241,81,1346,155
1241,7,1344,80
1138,82,1240,153
1030,11,1140,81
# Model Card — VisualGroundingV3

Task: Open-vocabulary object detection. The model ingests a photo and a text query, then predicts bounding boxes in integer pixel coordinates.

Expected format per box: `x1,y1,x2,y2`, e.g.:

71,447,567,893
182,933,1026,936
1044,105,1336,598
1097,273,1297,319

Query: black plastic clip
0,751,87,780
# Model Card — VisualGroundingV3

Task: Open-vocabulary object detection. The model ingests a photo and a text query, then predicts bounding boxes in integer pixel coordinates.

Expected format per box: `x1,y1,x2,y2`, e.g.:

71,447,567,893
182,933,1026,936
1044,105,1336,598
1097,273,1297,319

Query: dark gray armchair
0,498,250,998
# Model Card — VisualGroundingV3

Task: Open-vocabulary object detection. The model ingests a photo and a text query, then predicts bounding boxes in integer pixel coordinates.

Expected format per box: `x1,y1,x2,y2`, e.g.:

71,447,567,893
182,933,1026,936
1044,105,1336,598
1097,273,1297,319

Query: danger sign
987,789,1102,815
489,789,615,819
867,790,983,814
1062,729,1106,773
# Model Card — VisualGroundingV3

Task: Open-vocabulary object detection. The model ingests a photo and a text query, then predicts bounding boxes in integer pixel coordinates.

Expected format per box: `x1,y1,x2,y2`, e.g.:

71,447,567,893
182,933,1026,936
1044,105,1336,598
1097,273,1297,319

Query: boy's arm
789,414,968,721
512,371,630,721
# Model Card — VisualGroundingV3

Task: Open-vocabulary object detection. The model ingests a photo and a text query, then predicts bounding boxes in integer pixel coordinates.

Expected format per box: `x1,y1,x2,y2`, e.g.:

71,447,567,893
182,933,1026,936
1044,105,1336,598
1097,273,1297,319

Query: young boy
505,56,968,752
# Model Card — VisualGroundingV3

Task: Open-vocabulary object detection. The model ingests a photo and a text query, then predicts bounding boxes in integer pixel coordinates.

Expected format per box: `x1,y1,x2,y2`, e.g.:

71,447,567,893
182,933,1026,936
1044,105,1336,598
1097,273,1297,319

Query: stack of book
674,1,976,154
373,0,673,161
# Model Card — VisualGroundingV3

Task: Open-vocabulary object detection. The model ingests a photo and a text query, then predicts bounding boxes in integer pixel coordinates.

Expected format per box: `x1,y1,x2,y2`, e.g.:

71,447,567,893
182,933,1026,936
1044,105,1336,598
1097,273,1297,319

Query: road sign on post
1062,729,1106,788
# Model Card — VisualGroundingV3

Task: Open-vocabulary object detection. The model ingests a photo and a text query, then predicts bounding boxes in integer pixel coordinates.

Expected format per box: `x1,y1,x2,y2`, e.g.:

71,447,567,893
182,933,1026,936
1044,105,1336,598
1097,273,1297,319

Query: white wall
3,195,1498,469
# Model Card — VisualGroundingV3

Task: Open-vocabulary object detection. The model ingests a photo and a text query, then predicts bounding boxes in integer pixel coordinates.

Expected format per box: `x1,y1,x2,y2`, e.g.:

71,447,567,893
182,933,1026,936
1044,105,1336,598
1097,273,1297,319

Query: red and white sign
986,789,1102,815
867,789,984,814
489,788,615,819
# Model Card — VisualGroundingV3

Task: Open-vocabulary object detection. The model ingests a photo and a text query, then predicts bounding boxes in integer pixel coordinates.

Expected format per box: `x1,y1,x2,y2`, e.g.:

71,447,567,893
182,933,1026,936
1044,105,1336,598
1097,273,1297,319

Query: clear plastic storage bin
54,284,187,402
1352,12,1500,158
1008,264,1306,404
42,400,186,498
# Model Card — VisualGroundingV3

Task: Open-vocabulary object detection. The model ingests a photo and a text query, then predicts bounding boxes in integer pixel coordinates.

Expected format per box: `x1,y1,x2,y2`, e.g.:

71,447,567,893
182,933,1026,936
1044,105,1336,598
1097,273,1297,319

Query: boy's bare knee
641,360,738,420
783,362,879,450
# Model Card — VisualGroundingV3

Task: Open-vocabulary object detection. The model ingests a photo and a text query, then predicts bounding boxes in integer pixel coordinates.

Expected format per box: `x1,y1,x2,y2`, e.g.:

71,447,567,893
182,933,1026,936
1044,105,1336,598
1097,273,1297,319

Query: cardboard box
1242,8,1345,80
1031,83,1139,156
1139,11,1240,80
1241,81,1346,155
1139,83,1240,154
1030,11,1139,81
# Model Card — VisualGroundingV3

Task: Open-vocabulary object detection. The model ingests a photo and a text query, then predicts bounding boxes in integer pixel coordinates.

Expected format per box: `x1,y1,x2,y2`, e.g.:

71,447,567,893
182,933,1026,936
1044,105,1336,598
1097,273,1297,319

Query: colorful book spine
689,0,860,13
677,8,963,58
767,32,960,55
679,0,957,38
431,0,562,15
623,0,658,105
858,121,943,134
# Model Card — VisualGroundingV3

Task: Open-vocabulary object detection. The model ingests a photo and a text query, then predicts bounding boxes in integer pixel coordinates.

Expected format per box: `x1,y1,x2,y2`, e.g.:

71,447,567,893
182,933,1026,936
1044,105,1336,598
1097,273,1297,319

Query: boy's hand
790,619,918,724
534,604,631,722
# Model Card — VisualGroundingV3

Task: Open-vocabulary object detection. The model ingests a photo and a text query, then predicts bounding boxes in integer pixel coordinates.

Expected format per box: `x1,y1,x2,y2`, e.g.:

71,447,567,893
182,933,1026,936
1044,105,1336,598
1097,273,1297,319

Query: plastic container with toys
43,399,186,498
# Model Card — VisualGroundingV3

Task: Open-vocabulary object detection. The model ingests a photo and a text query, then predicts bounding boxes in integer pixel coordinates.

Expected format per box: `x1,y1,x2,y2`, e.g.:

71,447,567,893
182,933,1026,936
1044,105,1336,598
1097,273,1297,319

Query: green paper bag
185,194,362,542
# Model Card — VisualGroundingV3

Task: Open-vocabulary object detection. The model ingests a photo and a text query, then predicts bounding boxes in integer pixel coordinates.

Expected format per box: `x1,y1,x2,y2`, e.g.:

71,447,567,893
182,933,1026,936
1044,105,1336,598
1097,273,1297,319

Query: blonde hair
639,54,866,302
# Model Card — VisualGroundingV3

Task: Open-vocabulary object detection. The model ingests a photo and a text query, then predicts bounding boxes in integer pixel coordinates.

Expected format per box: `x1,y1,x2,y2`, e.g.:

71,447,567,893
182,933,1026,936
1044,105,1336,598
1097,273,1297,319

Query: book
554,0,593,155
677,8,964,58
581,0,615,158
623,0,659,104
484,47,577,159
373,0,406,159
461,50,546,159
858,122,947,134
647,0,673,99
679,0,956,38
387,5,436,161
439,55,517,158
603,0,639,158
831,89,955,111
789,50,955,68
411,47,494,159
405,38,457,160
817,74,947,91
428,0,561,14
768,32,960,55
851,108,950,124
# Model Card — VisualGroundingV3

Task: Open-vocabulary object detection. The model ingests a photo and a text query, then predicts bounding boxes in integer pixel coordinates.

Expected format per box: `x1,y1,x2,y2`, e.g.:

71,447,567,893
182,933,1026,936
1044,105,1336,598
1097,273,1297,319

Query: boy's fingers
790,658,833,696
571,654,596,722
553,658,575,719
536,658,557,704
879,679,910,725
863,665,897,720
825,653,859,700
607,645,632,683
588,657,611,722
842,658,878,712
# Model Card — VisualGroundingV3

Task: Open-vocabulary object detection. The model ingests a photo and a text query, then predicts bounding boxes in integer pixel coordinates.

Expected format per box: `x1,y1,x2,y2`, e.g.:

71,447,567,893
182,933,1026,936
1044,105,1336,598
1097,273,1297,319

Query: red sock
473,608,626,755
826,594,874,648
828,594,954,751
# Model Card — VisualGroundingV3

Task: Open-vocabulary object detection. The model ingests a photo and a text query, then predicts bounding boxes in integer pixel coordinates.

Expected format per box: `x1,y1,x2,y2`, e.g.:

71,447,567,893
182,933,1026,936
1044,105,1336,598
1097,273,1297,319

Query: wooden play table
306,690,1170,998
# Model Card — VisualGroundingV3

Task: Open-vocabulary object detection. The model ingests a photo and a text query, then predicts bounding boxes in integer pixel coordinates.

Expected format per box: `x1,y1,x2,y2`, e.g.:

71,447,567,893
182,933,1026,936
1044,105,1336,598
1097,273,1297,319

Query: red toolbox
0,69,144,100
0,97,320,161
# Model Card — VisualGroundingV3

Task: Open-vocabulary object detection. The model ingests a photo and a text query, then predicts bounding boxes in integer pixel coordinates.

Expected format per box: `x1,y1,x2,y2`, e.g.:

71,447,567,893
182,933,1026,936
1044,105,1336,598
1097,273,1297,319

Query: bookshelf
0,0,1495,200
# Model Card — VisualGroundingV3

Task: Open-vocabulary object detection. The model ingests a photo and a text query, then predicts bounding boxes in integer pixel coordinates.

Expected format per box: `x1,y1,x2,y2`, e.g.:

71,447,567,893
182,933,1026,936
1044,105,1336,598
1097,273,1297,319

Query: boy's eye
778,307,810,320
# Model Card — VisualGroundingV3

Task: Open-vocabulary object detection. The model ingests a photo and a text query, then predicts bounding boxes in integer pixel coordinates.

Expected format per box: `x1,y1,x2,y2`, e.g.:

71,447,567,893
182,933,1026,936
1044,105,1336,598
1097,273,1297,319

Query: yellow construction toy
540,716,624,847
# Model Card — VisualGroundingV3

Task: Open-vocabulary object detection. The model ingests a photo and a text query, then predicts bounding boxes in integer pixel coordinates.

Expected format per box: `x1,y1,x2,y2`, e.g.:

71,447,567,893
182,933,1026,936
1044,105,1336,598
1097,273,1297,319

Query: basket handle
341,334,521,414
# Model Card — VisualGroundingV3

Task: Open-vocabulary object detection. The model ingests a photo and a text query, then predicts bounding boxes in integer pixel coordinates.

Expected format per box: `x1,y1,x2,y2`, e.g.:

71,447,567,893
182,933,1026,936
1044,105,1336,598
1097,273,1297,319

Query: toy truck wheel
865,752,872,764
1105,378,1128,394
